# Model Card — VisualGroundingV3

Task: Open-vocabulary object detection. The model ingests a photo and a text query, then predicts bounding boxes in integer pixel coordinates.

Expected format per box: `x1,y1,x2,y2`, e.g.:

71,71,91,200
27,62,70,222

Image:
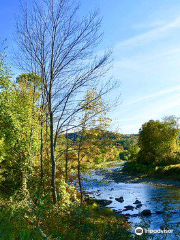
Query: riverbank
118,162,180,187
90,162,180,188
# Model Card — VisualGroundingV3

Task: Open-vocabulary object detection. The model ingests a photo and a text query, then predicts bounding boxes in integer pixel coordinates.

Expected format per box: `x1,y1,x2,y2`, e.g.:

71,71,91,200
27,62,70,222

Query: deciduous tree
15,0,116,203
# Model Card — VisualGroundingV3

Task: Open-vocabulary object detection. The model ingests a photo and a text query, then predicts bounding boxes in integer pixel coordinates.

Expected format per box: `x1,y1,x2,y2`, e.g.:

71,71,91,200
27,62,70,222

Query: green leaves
138,118,180,165
0,70,41,194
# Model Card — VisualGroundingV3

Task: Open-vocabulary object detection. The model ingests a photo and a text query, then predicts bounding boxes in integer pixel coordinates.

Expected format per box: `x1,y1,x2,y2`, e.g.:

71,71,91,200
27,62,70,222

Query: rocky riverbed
83,163,180,239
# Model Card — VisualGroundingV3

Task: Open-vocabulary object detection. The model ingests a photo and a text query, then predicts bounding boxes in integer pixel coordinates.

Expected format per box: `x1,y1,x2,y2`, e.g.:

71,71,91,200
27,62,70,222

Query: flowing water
82,163,180,239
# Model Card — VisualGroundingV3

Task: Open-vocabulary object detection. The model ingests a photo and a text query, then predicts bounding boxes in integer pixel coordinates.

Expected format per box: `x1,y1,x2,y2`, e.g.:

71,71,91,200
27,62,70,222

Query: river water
82,164,180,239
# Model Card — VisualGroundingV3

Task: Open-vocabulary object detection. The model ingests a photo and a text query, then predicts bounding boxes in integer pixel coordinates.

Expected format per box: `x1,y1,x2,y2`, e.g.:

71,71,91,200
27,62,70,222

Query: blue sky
1,0,180,133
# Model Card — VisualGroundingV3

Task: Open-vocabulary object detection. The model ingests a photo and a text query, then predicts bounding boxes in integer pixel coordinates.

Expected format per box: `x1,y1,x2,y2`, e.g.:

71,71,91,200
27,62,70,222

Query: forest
1,0,180,240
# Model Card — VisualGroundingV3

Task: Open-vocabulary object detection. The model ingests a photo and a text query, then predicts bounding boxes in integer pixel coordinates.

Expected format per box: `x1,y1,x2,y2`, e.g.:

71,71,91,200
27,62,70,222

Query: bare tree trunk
77,149,83,205
65,131,70,183
40,122,44,188
77,135,83,204
45,113,50,160
65,147,68,183
50,110,57,203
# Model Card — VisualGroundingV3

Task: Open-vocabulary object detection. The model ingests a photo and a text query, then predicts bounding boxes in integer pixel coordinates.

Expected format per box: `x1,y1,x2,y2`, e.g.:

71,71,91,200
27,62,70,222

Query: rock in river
133,200,141,204
136,204,142,209
93,199,112,207
124,205,134,211
155,210,164,214
115,196,124,203
141,209,151,216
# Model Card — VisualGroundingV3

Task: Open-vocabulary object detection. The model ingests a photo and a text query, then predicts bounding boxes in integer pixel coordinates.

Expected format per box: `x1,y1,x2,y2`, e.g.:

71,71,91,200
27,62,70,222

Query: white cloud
146,94,180,116
114,46,180,72
123,85,180,107
118,90,180,133
133,19,169,30
111,14,180,134
115,16,180,49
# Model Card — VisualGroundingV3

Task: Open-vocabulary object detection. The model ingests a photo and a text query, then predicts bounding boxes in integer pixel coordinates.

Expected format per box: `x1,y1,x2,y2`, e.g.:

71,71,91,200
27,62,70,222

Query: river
82,163,180,239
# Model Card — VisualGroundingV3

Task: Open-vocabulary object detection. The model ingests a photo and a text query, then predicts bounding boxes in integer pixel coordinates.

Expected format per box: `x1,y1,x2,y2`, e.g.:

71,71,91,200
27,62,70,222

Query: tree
74,89,111,203
0,72,41,194
16,73,46,191
15,0,116,203
138,118,180,165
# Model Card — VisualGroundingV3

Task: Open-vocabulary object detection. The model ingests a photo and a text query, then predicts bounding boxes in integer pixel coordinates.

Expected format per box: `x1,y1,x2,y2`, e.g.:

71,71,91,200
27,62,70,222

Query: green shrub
0,195,131,240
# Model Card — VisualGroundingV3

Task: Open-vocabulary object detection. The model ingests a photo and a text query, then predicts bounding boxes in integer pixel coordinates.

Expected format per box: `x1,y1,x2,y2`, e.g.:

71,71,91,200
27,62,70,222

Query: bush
123,161,154,176
0,194,131,240
155,164,180,180
0,198,43,240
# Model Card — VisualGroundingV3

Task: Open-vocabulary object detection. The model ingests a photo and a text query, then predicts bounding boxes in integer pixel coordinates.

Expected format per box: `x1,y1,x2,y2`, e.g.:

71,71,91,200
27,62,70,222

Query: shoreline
102,164,180,188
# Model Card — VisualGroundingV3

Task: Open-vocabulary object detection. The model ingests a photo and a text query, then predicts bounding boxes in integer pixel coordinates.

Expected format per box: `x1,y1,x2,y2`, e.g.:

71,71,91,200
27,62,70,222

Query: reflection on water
82,165,180,239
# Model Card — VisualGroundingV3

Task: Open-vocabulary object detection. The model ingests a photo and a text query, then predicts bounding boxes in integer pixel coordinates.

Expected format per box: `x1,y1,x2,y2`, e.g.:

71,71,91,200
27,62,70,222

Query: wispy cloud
155,95,180,114
118,94,180,133
113,45,180,78
123,85,180,107
115,16,180,49
111,12,180,133
133,20,168,30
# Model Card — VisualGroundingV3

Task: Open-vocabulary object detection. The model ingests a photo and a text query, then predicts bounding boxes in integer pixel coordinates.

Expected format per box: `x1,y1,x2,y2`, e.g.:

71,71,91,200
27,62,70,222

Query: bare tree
15,0,116,203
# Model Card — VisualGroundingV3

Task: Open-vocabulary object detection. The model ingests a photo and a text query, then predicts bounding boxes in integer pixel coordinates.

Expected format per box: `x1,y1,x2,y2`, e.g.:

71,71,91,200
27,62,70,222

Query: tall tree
15,0,115,203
